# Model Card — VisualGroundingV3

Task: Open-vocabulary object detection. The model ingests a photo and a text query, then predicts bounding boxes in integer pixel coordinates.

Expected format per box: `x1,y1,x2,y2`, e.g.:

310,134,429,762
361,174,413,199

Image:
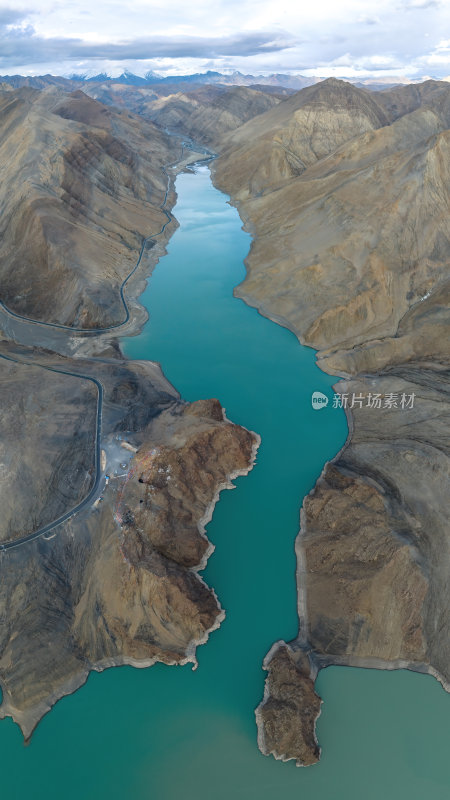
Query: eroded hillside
0,87,177,327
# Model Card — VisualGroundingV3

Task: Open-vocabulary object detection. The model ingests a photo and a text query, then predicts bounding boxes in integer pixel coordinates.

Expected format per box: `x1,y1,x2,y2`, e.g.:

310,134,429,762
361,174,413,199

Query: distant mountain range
0,69,317,91
1,68,449,94
74,69,321,89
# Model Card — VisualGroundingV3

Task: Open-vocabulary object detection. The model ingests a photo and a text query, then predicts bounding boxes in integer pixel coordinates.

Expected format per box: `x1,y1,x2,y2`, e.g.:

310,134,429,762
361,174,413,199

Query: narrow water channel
0,164,448,800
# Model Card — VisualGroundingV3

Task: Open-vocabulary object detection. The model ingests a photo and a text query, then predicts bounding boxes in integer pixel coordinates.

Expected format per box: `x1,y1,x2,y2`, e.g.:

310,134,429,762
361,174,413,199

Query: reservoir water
0,165,449,799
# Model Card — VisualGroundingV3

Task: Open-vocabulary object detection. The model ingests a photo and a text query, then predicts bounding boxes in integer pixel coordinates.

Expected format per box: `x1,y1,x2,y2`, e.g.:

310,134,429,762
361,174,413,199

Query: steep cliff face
0,87,177,327
211,79,450,765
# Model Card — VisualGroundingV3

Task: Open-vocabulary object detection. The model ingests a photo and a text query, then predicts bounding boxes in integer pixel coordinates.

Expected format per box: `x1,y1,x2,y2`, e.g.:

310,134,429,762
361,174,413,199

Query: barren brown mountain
1,75,449,760
84,82,286,148
0,87,178,327
0,85,258,738
211,78,450,765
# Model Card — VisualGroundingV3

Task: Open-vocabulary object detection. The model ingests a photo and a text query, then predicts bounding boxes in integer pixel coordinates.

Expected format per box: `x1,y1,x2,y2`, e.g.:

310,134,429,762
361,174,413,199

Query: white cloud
401,0,442,8
0,0,449,78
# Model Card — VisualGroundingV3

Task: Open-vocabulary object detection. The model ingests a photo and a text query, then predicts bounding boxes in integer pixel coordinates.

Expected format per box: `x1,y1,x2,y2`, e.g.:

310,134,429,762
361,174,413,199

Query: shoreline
0,142,207,361
0,143,259,741
208,157,450,767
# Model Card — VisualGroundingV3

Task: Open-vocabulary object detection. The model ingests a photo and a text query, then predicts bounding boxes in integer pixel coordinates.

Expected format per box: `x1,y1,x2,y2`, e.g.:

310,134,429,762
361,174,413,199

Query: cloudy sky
1,0,450,79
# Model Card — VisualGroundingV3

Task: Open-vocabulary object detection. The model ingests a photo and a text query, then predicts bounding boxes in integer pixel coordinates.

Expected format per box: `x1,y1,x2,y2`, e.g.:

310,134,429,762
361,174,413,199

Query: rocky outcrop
211,78,450,765
118,398,256,569
256,644,321,766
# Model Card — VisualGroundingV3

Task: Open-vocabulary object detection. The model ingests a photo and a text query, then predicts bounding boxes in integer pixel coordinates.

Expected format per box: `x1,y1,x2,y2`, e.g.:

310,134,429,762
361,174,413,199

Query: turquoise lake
0,164,449,799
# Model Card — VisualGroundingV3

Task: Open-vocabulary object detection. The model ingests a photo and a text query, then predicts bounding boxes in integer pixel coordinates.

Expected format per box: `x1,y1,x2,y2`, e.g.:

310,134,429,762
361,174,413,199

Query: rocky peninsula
0,87,259,737
212,78,450,765
0,343,257,739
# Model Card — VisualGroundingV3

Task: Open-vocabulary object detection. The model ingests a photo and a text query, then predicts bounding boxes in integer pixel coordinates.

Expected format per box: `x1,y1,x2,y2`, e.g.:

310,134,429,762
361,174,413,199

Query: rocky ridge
135,85,284,148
